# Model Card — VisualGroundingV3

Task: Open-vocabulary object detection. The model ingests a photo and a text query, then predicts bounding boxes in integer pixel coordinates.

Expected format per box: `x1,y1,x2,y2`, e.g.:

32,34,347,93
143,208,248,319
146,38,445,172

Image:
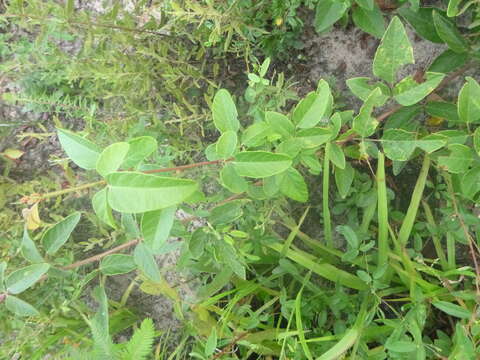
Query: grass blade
398,155,430,246
422,201,448,271
377,152,389,269
323,143,333,246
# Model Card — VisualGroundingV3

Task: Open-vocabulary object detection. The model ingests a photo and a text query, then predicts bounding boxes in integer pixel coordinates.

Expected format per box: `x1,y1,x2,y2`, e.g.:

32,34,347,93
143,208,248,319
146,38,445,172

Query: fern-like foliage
118,318,156,360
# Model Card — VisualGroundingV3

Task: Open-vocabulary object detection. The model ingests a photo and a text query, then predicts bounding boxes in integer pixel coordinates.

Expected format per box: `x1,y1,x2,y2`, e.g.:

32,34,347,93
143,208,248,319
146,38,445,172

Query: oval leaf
233,152,292,178
100,254,137,275
106,172,198,213
212,89,239,133
6,295,39,317
92,188,116,228
432,301,471,319
6,263,50,294
134,243,161,282
57,128,101,170
96,142,130,177
216,130,237,159
42,212,81,255
122,136,157,169
141,206,176,253
394,72,446,106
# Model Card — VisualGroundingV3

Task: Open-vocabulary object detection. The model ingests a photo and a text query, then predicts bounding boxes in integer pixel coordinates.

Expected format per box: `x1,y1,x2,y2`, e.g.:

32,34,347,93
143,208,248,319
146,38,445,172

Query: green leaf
220,163,248,193
318,328,359,360
212,89,239,133
458,77,480,123
314,0,348,33
92,188,116,228
106,172,198,213
216,130,237,159
241,122,270,147
432,301,471,319
278,167,309,202
353,88,383,137
293,82,332,128
141,206,176,253
384,105,421,131
0,262,6,292
57,128,101,170
209,200,243,225
100,254,137,275
336,225,359,249
134,243,161,282
42,212,81,255
399,7,443,43
474,127,480,155
438,144,474,173
382,129,417,161
335,162,354,199
461,166,480,200
5,295,39,317
386,340,417,352
21,228,43,263
329,142,346,169
96,142,130,177
204,143,220,161
393,72,446,106
355,0,373,10
416,134,448,153
433,11,469,53
121,318,156,360
265,111,294,139
6,263,50,294
122,136,157,169
233,151,292,178
425,101,459,122
447,0,462,17
205,328,217,357
352,5,385,39
296,127,332,148
428,49,468,73
373,16,414,83
346,77,389,103
89,286,114,358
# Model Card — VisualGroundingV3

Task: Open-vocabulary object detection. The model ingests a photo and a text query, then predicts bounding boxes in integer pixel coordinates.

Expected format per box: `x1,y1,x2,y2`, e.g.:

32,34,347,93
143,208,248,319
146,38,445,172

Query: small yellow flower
274,17,283,27
426,116,445,126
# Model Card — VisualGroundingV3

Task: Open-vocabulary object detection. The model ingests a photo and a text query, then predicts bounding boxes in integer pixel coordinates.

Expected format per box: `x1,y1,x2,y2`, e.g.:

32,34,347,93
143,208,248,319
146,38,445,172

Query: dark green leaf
433,11,469,53
335,162,354,198
428,49,468,73
425,101,459,122
399,7,443,43
432,301,471,319
352,5,385,39
314,0,348,33
329,142,346,169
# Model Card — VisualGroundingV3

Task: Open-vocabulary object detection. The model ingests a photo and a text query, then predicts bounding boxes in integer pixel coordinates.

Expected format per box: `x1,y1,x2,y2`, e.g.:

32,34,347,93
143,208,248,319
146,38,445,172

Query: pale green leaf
373,16,414,83
382,129,417,161
57,128,101,170
293,82,332,128
432,301,471,319
335,162,354,199
329,142,346,169
314,0,348,33
278,167,309,202
212,89,239,133
205,328,217,357
6,263,50,294
5,295,39,317
220,163,248,193
122,136,157,169
474,127,480,155
394,72,446,106
141,206,176,253
265,111,294,139
100,254,137,275
216,130,237,159
353,88,383,137
241,122,270,147
458,77,480,123
106,172,197,213
92,188,116,228
232,151,292,178
399,7,443,43
96,142,130,177
296,127,332,148
346,77,389,103
21,228,43,263
134,243,161,282
42,212,81,255
438,144,474,173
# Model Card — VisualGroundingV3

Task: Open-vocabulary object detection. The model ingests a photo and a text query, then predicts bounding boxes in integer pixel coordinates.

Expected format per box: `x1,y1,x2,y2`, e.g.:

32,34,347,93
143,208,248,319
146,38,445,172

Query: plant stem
398,155,430,246
323,143,333,247
143,158,231,174
36,180,105,200
377,152,389,269
422,201,448,271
